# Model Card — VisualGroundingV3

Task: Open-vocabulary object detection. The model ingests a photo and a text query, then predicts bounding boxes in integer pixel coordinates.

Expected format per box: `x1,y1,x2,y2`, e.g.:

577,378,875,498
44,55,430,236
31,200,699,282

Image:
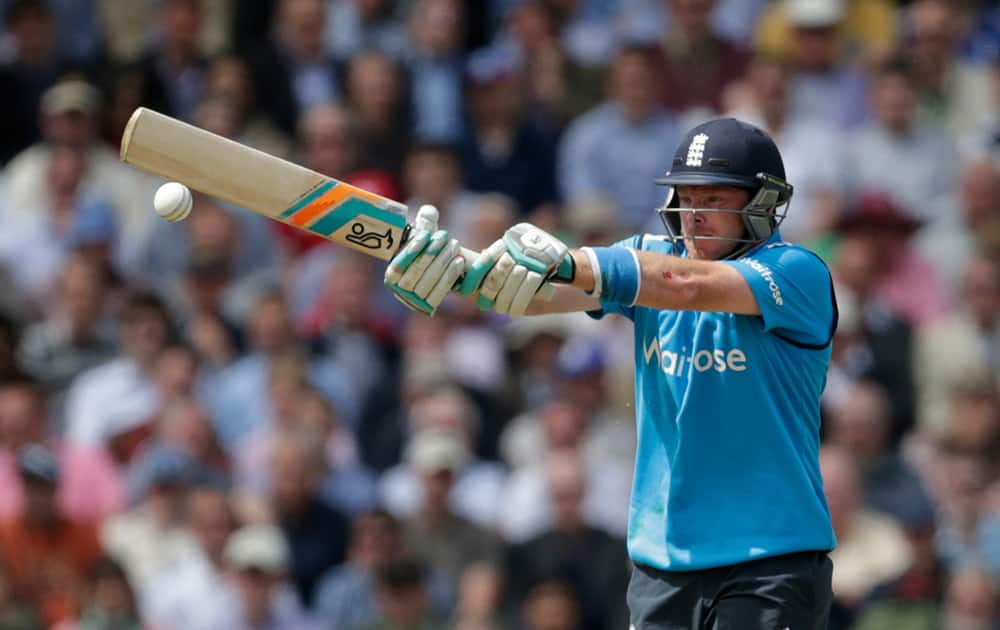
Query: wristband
589,246,642,306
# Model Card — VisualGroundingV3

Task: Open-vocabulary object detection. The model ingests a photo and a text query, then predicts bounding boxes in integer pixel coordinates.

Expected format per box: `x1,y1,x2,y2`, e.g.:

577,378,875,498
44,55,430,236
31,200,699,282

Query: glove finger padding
461,239,507,297
413,237,461,298
494,264,528,314
509,271,544,317
384,229,430,285
426,255,466,308
398,229,450,292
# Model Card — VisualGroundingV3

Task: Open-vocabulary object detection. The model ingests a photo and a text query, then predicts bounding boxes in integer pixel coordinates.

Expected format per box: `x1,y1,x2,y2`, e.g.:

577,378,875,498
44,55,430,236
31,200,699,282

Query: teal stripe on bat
279,181,337,219
309,198,408,236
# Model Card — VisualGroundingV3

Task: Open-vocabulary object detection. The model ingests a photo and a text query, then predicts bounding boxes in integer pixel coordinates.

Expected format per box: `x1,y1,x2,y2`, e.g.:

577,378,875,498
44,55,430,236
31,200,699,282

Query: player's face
676,185,750,260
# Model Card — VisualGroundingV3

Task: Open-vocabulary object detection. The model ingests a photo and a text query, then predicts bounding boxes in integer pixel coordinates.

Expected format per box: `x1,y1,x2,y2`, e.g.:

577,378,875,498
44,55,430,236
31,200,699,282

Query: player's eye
679,197,693,207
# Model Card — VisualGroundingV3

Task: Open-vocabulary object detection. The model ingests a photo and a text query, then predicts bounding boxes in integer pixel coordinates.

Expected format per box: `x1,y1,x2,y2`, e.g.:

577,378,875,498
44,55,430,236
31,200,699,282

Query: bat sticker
345,223,395,251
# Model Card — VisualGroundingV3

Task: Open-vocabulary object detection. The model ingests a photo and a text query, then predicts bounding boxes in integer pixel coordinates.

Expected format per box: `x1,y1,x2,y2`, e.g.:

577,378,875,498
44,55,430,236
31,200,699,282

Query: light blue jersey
590,231,837,571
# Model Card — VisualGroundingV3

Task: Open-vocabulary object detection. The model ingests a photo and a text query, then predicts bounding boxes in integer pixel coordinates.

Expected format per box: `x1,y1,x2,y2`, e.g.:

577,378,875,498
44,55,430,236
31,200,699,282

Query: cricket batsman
385,118,838,628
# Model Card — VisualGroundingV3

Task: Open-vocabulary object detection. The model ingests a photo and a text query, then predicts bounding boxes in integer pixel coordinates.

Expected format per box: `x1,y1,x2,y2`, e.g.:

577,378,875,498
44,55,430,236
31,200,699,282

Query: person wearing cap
388,117,838,628
218,525,321,630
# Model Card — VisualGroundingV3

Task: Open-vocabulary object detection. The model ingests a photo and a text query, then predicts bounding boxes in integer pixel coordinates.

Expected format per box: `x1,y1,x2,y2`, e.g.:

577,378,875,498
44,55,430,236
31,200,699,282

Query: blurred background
0,0,997,628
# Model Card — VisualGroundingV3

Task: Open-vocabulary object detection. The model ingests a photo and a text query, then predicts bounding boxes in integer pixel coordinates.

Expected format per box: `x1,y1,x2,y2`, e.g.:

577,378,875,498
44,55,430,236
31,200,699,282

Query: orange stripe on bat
288,184,386,228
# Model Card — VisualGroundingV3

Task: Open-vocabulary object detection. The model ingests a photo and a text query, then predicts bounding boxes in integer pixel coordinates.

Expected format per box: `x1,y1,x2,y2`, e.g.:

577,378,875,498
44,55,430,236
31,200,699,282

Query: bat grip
458,246,556,301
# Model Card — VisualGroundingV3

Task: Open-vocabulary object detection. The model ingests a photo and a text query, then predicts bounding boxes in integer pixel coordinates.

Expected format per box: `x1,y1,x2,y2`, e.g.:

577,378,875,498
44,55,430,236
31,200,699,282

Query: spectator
380,386,506,527
648,0,749,118
55,556,144,630
825,380,932,522
402,143,483,245
141,487,238,629
843,57,958,226
243,0,341,136
266,429,350,607
451,562,503,630
725,54,847,242
916,256,1000,437
17,252,116,401
904,0,997,145
753,0,896,69
344,49,412,179
503,450,629,630
820,445,912,615
394,429,502,614
459,46,561,225
0,0,78,164
63,291,172,449
312,509,402,630
324,0,406,62
519,579,581,630
218,524,321,630
366,555,446,630
0,444,103,627
941,566,999,630
101,447,203,593
851,495,945,630
2,78,157,271
0,374,125,522
128,0,208,122
558,45,681,234
404,0,466,144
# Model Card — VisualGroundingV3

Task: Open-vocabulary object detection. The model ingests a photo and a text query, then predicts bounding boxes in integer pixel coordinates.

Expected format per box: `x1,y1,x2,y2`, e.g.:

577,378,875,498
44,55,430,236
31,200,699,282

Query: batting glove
461,223,573,317
384,205,465,316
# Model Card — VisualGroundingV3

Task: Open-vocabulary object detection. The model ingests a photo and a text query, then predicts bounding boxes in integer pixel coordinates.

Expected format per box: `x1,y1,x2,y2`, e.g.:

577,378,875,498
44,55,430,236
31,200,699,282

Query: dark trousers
627,551,833,629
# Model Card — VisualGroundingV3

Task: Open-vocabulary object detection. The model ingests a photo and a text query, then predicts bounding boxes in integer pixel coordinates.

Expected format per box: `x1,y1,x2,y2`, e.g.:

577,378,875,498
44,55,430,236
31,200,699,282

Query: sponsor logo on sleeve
739,257,784,306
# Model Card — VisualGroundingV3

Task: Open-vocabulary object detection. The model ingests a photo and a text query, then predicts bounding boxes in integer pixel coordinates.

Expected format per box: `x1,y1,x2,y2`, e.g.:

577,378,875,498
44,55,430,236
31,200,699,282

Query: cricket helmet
656,118,793,259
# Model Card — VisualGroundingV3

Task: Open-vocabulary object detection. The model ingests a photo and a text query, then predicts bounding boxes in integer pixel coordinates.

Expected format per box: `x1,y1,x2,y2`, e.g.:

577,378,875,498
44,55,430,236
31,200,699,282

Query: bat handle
458,247,556,301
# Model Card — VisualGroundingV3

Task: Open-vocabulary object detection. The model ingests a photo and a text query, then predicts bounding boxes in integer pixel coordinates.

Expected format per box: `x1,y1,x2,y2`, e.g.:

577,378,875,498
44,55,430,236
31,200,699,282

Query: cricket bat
120,107,557,300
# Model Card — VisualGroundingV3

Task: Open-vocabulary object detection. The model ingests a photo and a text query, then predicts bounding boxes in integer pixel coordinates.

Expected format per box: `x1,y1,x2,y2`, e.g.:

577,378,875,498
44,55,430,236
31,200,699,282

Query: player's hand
384,205,465,316
460,223,573,317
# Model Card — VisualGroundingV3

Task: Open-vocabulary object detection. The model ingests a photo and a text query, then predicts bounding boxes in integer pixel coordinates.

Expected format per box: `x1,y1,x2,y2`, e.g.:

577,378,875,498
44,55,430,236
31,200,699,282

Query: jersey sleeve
724,244,837,347
585,234,644,321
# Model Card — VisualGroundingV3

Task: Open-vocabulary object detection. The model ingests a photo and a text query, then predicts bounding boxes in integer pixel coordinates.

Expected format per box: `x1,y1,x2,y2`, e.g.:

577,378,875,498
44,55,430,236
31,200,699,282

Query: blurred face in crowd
350,512,399,568
235,568,282,625
675,185,750,260
666,0,714,40
960,161,1000,226
46,143,87,202
277,0,326,59
943,568,998,630
939,450,989,523
59,255,107,337
609,50,657,123
319,253,373,329
962,258,1000,330
7,2,55,65
160,0,202,58
507,1,559,53
827,382,891,458
158,397,216,459
347,52,402,127
405,147,461,206
270,434,323,512
747,57,789,124
833,231,884,298
465,194,517,251
247,294,293,354
207,56,253,111
90,567,136,617
523,581,580,630
420,466,455,514
409,0,463,57
301,105,357,179
541,399,586,450
266,353,309,424
194,96,240,139
946,387,1000,455
547,451,585,532
819,447,860,533
43,110,98,147
791,24,840,72
185,488,235,565
188,201,238,258
120,303,169,365
0,385,44,449
873,71,917,133
908,0,959,77
154,346,198,400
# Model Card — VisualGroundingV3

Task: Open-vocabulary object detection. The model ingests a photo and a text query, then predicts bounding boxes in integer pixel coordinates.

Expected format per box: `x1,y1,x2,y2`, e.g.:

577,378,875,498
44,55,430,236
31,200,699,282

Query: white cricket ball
153,182,193,222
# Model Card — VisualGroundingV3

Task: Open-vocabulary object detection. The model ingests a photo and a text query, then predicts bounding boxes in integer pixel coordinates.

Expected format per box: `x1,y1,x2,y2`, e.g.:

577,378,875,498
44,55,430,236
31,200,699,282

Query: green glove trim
390,285,435,316
554,253,575,283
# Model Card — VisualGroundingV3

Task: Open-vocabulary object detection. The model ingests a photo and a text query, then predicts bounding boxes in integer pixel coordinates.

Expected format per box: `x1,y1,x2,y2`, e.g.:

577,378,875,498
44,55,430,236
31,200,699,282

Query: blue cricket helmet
656,118,794,259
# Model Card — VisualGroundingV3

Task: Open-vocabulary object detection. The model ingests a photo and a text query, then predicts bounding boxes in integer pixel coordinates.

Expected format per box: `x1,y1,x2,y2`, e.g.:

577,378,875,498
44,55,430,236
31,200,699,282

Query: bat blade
120,107,408,260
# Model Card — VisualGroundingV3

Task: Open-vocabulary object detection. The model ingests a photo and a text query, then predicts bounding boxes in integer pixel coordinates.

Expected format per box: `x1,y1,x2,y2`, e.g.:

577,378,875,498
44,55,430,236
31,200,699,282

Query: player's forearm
572,248,760,314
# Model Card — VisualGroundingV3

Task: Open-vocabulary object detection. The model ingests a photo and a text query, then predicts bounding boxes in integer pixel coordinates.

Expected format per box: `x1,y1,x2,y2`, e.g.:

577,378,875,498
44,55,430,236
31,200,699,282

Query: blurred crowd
0,0,997,628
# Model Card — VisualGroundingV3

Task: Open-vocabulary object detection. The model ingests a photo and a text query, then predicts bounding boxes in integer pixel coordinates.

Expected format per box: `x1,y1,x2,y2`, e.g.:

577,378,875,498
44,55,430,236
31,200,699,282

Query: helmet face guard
656,172,793,260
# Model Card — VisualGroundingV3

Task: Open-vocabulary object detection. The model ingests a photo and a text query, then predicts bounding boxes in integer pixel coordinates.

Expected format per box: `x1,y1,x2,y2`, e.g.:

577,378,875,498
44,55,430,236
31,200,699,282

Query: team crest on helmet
685,133,709,167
